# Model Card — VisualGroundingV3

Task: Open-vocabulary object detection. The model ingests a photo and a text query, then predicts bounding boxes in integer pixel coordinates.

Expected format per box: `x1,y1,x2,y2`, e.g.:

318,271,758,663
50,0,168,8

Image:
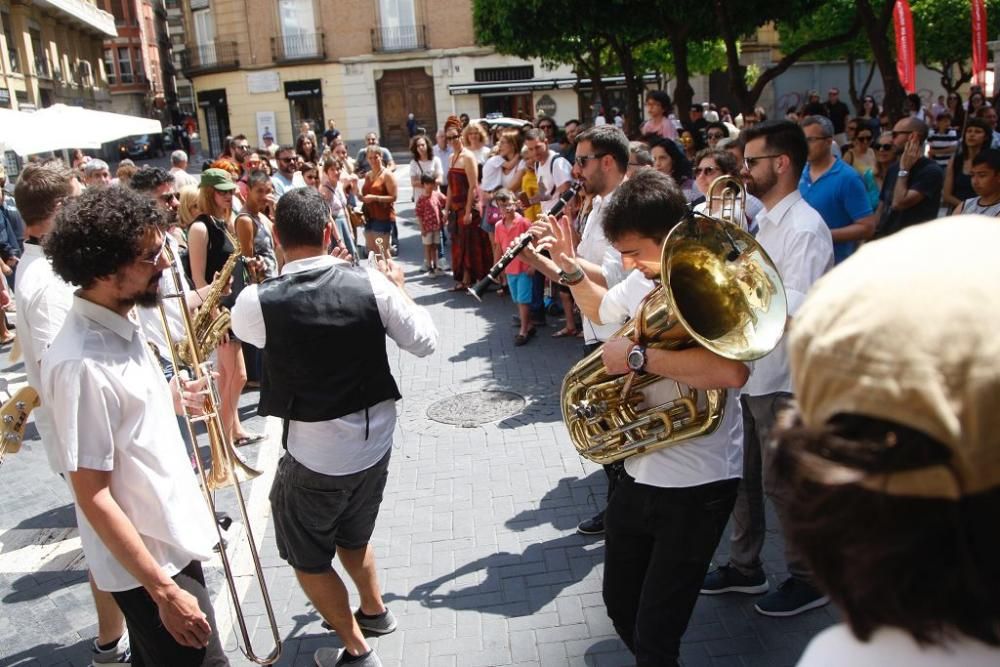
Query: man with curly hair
41,186,229,666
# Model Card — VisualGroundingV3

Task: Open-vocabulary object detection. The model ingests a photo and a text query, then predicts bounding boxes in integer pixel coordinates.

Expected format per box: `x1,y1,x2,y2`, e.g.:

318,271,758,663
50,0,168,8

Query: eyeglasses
539,124,555,131
158,191,179,203
805,136,830,143
575,153,607,167
856,135,873,142
236,144,250,150
139,240,167,265
891,130,913,138
693,166,720,177
706,132,725,139
743,154,782,170
278,156,295,163
876,143,895,151
445,133,459,140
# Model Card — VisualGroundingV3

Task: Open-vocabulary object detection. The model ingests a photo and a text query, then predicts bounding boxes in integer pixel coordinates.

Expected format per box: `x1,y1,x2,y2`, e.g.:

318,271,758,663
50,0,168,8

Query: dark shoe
213,538,227,553
576,513,605,535
354,607,397,634
91,633,131,665
215,511,233,531
700,564,769,595
514,334,529,346
753,578,829,617
234,432,266,447
314,647,383,667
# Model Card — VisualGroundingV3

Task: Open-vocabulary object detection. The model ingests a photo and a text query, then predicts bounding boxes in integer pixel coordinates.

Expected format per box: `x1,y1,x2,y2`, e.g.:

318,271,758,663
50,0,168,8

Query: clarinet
468,182,581,301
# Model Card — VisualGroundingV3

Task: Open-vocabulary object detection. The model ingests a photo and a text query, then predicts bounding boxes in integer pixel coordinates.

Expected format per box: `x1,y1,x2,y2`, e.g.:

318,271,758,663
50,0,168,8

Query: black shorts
269,449,391,573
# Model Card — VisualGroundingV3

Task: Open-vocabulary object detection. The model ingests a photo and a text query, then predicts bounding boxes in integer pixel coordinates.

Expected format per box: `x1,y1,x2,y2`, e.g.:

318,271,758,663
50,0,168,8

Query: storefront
284,79,323,142
197,88,230,157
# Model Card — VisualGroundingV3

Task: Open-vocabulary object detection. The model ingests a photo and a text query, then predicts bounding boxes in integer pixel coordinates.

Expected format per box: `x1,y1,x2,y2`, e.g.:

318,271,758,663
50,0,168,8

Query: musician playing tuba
538,169,750,666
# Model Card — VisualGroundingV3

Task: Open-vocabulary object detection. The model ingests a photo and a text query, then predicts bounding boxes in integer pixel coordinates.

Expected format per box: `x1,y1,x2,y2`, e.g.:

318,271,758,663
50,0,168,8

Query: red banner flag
894,0,917,94
972,0,988,86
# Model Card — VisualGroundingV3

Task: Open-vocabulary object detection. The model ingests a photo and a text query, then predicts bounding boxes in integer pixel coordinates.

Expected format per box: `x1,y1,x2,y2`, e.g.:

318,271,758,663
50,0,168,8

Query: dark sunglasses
856,134,873,141
693,166,720,177
876,143,895,151
278,156,295,163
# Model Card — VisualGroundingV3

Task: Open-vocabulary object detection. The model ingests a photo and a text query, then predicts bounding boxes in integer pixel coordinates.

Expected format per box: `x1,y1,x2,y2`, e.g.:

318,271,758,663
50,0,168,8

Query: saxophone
177,230,243,367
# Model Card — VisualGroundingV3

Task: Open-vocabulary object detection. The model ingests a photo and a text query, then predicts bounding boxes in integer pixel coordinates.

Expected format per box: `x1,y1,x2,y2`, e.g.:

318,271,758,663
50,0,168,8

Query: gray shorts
269,448,391,573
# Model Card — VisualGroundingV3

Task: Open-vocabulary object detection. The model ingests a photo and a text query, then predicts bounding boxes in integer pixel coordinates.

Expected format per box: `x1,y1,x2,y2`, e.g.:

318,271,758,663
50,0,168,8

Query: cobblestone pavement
0,160,836,667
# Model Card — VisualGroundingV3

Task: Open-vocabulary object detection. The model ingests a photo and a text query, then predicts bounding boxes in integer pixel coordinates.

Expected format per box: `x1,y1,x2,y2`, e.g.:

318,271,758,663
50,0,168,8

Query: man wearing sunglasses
701,120,834,618
271,145,306,198
799,116,877,264
875,117,943,238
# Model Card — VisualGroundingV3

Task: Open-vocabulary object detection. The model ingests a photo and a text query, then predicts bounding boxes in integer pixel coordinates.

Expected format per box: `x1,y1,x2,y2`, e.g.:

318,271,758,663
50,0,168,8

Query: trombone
156,243,282,665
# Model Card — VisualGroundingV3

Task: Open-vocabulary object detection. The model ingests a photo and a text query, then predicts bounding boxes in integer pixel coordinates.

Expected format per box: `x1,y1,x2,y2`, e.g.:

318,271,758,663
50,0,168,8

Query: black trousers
603,475,738,666
111,560,229,667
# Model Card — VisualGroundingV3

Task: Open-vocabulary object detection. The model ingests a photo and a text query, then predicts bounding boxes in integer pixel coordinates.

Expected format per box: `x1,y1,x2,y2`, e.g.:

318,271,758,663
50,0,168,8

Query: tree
473,0,661,132
856,0,907,118
911,0,1000,94
712,0,862,113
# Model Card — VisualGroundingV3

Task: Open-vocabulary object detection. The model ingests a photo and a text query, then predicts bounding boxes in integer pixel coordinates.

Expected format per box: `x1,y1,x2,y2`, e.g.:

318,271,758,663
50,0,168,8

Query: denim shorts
506,272,533,304
269,448,391,573
366,219,393,234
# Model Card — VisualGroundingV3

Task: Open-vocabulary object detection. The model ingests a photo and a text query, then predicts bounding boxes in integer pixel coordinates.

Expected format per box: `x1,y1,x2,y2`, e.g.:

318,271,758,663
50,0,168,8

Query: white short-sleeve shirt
42,296,216,592
536,151,573,212
598,271,744,488
576,188,628,344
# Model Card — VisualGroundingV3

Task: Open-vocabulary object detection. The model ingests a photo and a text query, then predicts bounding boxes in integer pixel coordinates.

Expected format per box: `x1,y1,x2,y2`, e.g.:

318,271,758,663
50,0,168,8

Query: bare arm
187,222,209,290
941,155,961,208
600,338,749,389
69,469,212,648
463,153,478,217
831,211,878,243
891,135,929,210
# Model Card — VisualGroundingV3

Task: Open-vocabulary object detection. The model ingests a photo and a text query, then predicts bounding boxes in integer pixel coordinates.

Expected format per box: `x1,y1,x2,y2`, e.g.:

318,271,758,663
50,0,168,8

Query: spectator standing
319,157,358,259
802,91,825,116
407,135,443,191
432,129,452,187
83,159,111,188
945,92,966,130
322,119,340,148
169,150,199,189
271,145,306,198
406,113,418,138
491,189,535,345
954,149,1000,216
927,112,960,169
973,105,1000,148
705,122,730,148
943,117,992,212
444,116,492,291
415,174,445,274
875,118,943,238
871,133,898,195
297,120,317,147
843,121,876,175
649,138,700,204
640,90,678,140
355,133,395,178
799,116,877,264
360,146,397,258
296,134,320,165
859,96,881,134
824,88,851,142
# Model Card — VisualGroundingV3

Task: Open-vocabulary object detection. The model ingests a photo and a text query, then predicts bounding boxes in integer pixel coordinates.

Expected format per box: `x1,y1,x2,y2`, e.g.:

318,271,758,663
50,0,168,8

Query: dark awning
448,80,556,96
284,79,322,99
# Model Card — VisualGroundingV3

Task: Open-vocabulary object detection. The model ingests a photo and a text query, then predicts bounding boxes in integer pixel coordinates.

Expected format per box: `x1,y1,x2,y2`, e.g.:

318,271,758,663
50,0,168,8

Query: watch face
627,348,644,371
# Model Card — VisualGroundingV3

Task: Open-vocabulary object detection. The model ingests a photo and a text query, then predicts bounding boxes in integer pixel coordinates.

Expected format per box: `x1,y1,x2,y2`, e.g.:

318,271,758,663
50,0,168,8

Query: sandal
0,333,15,345
449,283,468,292
234,432,266,447
514,334,529,346
551,328,579,338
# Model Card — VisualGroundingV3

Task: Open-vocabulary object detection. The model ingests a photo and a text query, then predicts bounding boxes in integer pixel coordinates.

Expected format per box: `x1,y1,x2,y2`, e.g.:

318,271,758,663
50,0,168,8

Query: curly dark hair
274,187,329,249
44,185,163,288
129,166,174,194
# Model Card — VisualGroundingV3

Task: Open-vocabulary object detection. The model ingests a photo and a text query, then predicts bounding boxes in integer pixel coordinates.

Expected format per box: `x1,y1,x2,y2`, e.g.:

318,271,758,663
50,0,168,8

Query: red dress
447,164,493,284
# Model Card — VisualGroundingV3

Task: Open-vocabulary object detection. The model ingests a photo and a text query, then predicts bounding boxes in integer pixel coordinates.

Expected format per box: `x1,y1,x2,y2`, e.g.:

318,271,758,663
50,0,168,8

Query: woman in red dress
444,116,493,291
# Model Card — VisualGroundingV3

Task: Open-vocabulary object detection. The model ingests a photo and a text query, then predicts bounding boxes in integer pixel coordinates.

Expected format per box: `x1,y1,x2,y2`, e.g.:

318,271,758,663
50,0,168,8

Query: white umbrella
2,104,162,156
0,108,39,154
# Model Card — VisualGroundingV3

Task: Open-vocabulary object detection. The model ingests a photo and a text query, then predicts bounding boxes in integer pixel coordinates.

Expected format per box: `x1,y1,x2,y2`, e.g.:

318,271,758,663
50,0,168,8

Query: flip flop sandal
551,328,579,338
234,433,266,447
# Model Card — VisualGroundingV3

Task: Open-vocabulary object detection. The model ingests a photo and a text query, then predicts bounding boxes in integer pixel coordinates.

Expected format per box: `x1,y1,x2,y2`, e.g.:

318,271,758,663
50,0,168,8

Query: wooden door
376,68,437,151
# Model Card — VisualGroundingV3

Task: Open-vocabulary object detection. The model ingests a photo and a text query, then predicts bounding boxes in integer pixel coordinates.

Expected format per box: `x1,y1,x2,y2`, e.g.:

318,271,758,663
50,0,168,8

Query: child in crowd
491,189,535,346
955,148,1000,217
415,174,446,274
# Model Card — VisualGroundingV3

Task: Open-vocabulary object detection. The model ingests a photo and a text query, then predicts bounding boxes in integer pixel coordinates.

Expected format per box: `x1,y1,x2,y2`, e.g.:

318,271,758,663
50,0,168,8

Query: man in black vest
231,188,437,667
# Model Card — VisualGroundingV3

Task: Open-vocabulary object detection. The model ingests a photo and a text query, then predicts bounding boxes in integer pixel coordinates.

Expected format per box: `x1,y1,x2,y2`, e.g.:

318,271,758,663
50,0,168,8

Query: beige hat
788,215,1000,499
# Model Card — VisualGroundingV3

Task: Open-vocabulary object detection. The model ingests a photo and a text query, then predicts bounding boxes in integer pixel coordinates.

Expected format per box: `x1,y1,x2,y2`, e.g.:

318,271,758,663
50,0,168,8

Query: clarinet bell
467,275,495,302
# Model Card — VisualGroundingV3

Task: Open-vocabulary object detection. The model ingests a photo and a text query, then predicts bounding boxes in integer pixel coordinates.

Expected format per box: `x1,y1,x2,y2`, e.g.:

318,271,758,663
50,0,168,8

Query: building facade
0,0,115,111
181,0,640,156
98,0,173,122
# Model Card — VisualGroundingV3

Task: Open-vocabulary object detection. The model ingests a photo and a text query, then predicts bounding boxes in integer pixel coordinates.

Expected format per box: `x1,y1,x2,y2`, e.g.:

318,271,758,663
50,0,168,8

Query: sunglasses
139,240,167,265
891,130,913,138
278,156,295,163
445,133,459,140
693,166,720,177
856,135,873,142
575,153,607,167
158,191,179,203
876,143,895,151
743,154,782,169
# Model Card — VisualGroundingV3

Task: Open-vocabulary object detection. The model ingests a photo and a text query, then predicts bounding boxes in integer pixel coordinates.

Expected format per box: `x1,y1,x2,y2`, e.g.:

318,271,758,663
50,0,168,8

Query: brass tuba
560,176,787,465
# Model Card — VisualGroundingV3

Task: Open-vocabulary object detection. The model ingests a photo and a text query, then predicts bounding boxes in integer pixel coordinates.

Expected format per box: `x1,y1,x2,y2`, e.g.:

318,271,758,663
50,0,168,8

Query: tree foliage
911,0,1000,92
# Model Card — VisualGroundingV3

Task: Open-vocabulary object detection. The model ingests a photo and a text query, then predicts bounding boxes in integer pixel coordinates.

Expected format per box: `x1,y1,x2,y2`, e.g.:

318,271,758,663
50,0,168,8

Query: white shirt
42,296,216,592
576,187,627,344
598,271,744,487
743,190,833,396
169,167,199,189
408,157,443,186
481,155,506,192
14,242,74,472
271,171,306,198
231,255,438,476
535,151,573,212
798,624,1000,667
136,234,189,362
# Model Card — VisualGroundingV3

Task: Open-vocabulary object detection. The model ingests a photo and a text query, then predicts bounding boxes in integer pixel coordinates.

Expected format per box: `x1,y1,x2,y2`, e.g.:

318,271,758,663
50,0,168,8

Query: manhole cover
426,390,526,427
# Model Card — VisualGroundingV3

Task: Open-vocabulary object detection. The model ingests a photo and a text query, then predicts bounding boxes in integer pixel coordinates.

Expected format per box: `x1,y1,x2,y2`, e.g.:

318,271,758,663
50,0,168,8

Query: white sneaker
314,647,383,667
421,261,430,271
91,633,131,666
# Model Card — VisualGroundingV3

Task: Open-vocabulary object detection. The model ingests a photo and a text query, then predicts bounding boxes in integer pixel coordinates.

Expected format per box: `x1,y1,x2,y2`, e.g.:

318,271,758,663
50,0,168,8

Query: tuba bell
560,176,787,465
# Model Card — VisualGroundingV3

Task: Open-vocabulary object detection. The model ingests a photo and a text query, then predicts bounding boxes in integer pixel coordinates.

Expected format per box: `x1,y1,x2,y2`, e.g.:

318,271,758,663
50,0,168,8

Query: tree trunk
857,0,905,119
667,29,694,126
607,35,645,136
847,54,860,113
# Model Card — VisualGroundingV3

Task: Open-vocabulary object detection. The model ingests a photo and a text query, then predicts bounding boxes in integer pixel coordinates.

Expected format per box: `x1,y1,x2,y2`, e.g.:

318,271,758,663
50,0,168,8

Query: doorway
376,67,436,151
481,93,533,120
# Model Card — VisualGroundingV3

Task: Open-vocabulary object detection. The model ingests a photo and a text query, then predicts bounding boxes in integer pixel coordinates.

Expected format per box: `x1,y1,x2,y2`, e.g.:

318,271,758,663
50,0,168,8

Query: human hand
154,583,212,648
170,371,214,417
546,215,578,272
330,243,354,264
601,337,633,375
6,256,18,267
362,194,378,204
380,256,405,289
900,133,921,171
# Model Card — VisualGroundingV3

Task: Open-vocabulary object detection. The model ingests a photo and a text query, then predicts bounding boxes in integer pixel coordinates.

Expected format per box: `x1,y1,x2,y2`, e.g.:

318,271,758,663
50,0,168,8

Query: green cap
200,168,237,191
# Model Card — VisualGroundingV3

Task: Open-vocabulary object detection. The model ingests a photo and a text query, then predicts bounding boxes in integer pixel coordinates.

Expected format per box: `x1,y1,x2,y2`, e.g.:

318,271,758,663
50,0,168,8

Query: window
2,13,17,73
377,0,417,50
192,9,216,65
117,47,132,83
277,0,318,57
103,48,115,84
132,47,143,81
109,0,126,25
474,66,535,83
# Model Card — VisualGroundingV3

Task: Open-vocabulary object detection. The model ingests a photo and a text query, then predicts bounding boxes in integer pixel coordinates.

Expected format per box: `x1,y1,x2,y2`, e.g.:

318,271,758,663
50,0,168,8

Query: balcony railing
34,54,50,78
181,41,240,76
271,31,325,62
7,49,19,74
371,24,426,52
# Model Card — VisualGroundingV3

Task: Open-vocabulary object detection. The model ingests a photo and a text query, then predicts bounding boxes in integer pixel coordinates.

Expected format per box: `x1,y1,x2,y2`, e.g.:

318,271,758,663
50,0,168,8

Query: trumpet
156,243,282,664
468,181,582,301
367,237,389,271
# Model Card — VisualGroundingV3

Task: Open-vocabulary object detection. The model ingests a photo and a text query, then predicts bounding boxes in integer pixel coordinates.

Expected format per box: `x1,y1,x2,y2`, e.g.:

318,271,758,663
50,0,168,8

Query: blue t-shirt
799,158,873,263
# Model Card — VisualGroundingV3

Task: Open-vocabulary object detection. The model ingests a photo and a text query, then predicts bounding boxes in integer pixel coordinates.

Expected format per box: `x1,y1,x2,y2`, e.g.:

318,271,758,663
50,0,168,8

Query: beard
132,273,163,308
744,167,778,199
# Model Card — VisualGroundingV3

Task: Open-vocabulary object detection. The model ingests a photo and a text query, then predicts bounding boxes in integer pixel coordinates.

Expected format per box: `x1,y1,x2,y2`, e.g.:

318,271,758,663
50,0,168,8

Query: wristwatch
897,169,909,178
626,344,647,375
558,265,585,285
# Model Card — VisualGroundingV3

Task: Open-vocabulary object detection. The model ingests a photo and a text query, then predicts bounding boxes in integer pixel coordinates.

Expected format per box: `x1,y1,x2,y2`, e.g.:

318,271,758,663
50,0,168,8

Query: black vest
257,264,401,423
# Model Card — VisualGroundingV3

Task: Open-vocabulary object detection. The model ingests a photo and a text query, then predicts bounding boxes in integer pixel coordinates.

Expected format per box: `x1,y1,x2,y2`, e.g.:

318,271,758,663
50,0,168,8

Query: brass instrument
367,237,389,271
561,176,787,464
178,231,242,367
156,243,281,664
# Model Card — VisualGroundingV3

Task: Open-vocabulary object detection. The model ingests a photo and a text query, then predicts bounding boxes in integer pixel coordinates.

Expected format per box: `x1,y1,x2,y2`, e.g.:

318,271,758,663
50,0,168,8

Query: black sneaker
576,513,605,535
753,578,829,617
321,608,397,635
700,564,769,595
